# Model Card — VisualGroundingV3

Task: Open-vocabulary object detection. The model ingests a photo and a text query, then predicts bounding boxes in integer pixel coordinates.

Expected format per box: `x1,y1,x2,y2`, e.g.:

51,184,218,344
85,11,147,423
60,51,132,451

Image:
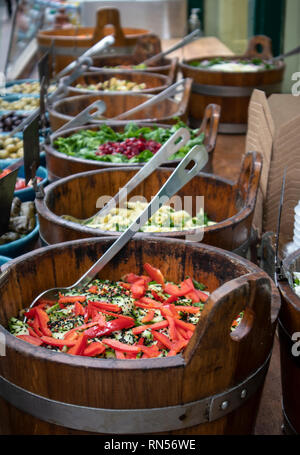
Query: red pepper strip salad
8,263,242,359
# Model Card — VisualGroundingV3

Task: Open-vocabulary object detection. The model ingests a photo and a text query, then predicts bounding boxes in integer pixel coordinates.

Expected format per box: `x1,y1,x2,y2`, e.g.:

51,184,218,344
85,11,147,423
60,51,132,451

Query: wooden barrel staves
36,150,261,254
0,238,280,434
37,8,151,75
277,248,300,434
179,35,285,133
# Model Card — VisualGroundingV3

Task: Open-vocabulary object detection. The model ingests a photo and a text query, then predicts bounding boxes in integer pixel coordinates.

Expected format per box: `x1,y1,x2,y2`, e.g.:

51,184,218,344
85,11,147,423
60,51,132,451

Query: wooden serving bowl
45,104,220,181
48,78,193,132
277,249,300,434
0,237,280,434
36,151,261,253
63,70,172,98
37,8,151,75
179,35,285,133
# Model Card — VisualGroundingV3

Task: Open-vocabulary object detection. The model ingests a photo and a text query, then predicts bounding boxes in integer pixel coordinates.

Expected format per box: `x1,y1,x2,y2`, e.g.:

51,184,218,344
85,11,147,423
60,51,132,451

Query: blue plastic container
0,255,11,266
0,221,39,258
0,164,48,201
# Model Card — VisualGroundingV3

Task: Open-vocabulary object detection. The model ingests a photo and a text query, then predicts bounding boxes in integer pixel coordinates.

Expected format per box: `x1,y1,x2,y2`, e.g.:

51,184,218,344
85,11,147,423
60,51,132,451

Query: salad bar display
0,23,290,436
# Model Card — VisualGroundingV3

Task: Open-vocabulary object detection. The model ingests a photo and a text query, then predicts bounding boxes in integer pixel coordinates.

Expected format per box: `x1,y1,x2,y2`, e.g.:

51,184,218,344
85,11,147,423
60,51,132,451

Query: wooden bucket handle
235,150,263,209
92,8,126,45
198,104,221,154
183,272,276,394
132,34,162,61
244,35,273,60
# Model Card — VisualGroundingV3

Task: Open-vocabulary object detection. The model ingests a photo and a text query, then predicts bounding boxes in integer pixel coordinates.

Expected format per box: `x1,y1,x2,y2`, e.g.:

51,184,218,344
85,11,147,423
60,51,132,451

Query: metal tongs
9,35,115,137
25,142,208,314
63,127,191,225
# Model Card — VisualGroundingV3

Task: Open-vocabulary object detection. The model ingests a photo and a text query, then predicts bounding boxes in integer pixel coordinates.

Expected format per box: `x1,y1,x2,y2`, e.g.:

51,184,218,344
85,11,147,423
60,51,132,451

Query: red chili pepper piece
36,308,52,337
74,301,85,316
173,318,196,332
88,300,121,313
166,316,178,342
131,279,146,299
16,335,43,346
152,330,173,350
141,310,155,323
167,339,189,357
67,334,88,356
84,318,134,339
174,305,200,314
102,338,141,354
58,295,86,304
140,344,161,358
144,263,165,286
83,341,106,357
41,336,77,347
87,285,98,294
132,320,168,335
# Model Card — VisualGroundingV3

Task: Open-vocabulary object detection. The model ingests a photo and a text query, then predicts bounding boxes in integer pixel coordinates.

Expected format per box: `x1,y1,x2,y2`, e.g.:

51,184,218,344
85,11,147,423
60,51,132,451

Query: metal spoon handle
141,29,201,66
273,45,300,61
112,79,187,121
52,100,107,137
93,127,191,220
74,144,208,289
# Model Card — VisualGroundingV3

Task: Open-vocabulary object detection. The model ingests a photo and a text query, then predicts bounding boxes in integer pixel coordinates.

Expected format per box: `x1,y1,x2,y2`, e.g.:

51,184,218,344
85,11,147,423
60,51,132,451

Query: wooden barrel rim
90,57,176,73
36,165,255,239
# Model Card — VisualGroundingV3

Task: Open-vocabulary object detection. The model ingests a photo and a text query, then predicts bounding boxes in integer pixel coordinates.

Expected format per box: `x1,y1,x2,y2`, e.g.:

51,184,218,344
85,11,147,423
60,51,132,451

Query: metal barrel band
218,123,247,134
0,353,271,434
38,45,134,57
192,82,282,97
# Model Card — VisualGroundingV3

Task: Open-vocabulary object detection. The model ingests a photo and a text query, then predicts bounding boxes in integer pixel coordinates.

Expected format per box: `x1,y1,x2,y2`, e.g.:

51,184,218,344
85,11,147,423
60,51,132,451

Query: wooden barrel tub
179,35,285,133
63,70,173,98
37,8,150,75
0,237,280,434
36,151,261,254
45,106,220,181
48,78,192,132
277,248,300,434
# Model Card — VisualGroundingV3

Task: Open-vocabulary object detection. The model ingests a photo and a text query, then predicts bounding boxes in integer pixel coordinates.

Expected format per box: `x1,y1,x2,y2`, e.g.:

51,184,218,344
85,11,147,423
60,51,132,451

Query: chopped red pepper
16,335,43,346
87,285,98,294
174,318,196,332
115,350,126,359
167,339,189,357
27,327,41,339
132,320,169,335
122,273,142,284
166,316,178,342
67,334,88,356
84,318,134,338
36,308,52,337
58,295,86,304
151,290,165,302
41,336,77,347
74,301,85,316
144,263,165,286
152,331,173,350
174,305,201,314
141,310,155,323
102,338,141,354
131,279,146,299
83,341,105,357
88,300,121,313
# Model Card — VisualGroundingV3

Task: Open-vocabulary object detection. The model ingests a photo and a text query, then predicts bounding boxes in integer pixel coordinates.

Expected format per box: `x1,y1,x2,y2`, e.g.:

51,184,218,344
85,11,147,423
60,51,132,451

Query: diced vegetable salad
9,263,242,358
54,121,205,164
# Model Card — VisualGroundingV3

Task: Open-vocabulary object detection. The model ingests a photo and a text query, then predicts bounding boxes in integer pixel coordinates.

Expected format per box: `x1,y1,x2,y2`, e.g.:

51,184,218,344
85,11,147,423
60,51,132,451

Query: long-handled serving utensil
26,143,208,314
62,126,191,225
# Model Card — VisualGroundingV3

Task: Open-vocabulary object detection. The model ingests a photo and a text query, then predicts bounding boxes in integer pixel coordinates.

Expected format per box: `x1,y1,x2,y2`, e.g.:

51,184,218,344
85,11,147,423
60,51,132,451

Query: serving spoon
25,144,208,317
